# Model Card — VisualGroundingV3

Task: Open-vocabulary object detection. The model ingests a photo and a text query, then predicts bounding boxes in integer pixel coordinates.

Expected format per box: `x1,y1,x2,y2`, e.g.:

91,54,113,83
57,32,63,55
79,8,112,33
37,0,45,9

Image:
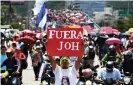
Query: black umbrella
96,35,109,46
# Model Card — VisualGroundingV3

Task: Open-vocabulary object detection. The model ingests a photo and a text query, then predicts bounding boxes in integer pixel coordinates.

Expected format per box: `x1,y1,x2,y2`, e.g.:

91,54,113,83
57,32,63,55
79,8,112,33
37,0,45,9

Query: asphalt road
22,54,100,85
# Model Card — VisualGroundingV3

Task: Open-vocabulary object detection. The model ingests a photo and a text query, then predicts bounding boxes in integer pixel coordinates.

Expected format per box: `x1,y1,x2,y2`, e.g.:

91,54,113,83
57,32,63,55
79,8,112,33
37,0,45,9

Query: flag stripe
38,9,48,29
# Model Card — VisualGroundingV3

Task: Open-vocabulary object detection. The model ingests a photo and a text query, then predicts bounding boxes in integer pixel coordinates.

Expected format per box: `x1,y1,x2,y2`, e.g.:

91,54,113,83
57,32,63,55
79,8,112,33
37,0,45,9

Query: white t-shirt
69,56,77,66
54,65,77,85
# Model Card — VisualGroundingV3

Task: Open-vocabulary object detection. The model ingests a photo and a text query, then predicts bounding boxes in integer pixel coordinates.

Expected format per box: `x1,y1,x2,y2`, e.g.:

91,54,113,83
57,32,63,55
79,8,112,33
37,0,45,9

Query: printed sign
47,28,83,56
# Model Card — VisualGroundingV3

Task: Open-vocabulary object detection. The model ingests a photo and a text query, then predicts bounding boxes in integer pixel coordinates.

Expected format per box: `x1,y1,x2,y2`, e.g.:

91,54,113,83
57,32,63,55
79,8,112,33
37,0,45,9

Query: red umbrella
101,27,113,34
112,29,120,35
106,38,122,44
23,30,32,34
83,25,92,34
18,37,36,44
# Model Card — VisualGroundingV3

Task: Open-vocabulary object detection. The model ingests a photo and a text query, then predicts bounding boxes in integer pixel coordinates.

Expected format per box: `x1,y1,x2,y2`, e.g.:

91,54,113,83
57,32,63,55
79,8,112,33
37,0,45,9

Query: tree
46,1,65,9
1,5,17,25
114,15,133,32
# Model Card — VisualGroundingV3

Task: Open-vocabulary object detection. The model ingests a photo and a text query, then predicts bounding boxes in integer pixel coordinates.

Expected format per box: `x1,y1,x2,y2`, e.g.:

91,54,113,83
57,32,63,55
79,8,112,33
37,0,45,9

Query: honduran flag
35,3,48,31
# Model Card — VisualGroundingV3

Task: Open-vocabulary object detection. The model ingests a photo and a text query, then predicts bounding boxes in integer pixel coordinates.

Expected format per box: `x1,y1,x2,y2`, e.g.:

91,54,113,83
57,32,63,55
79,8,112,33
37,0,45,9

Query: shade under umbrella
106,38,122,45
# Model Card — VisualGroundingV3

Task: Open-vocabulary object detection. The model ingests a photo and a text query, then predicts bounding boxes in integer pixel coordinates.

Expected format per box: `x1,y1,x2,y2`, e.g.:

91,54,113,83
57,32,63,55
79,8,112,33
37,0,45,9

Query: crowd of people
1,8,133,85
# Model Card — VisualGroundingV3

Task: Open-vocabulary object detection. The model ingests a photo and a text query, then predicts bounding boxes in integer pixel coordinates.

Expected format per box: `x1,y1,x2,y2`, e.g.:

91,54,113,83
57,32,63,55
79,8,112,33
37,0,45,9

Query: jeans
33,63,41,79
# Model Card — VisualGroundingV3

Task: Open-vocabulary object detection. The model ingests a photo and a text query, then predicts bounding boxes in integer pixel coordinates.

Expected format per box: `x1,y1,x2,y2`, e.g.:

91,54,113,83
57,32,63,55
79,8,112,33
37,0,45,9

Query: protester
21,43,29,60
1,49,20,75
97,61,121,81
47,54,82,85
120,50,133,74
0,46,7,73
32,46,42,81
10,41,17,53
102,45,121,67
1,6,133,85
13,47,26,84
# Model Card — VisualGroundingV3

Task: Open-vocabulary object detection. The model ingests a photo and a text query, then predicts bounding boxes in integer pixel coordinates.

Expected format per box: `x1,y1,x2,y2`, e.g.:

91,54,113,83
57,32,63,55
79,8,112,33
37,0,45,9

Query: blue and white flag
35,3,48,31
32,0,48,16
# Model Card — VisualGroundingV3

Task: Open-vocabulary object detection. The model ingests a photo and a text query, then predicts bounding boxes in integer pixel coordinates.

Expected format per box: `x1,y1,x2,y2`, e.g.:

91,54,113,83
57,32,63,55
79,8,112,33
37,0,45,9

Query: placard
46,28,83,56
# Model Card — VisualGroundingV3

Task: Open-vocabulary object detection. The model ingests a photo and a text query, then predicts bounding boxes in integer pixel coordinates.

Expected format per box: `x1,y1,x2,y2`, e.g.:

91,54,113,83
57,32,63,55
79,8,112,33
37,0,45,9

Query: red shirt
13,53,25,63
115,47,121,54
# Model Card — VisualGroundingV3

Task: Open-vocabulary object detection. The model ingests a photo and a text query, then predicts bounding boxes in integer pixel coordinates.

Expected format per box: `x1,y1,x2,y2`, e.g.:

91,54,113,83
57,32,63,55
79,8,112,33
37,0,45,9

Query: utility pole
127,1,130,15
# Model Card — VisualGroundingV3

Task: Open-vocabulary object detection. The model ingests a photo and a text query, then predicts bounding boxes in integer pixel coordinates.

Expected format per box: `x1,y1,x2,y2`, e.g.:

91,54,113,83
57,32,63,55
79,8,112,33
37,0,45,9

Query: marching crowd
1,8,133,85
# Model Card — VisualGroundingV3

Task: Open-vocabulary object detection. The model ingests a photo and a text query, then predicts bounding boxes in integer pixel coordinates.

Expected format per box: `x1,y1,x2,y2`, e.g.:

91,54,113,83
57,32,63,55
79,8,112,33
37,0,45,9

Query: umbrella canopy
83,25,92,34
23,30,33,34
18,37,36,44
112,29,120,35
101,27,113,34
97,35,109,46
90,32,97,36
122,31,130,36
106,38,122,45
128,28,133,33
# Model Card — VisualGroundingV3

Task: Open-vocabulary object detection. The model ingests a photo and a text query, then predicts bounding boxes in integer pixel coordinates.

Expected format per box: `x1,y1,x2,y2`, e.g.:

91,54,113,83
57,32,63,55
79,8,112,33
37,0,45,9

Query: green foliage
113,15,133,32
1,5,16,14
1,17,3,25
9,22,23,30
46,1,65,9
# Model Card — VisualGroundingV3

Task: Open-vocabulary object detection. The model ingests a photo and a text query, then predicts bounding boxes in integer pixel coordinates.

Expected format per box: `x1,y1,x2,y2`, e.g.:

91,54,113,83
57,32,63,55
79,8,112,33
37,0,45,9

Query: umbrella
23,30,32,34
18,37,36,44
83,25,92,32
90,32,97,36
101,27,113,34
97,35,109,46
112,29,120,35
122,32,130,36
106,38,122,45
128,28,133,33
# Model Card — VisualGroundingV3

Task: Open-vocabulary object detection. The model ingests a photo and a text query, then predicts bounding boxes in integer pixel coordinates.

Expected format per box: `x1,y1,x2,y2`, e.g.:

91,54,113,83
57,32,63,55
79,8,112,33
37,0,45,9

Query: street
22,54,100,85
22,55,40,85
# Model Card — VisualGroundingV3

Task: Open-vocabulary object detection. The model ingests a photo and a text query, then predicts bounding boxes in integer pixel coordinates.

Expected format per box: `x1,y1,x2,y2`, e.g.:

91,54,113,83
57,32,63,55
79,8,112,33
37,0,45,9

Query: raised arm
75,41,84,70
75,56,82,71
48,56,57,70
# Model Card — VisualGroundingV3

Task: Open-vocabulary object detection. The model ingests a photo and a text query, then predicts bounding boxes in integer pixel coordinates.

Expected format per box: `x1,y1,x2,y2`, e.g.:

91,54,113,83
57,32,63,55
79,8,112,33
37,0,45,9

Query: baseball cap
35,46,41,49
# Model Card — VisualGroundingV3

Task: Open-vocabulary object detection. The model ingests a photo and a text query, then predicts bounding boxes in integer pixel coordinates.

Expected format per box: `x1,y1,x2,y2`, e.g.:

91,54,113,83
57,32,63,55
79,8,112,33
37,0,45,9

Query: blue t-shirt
0,54,7,70
98,68,121,80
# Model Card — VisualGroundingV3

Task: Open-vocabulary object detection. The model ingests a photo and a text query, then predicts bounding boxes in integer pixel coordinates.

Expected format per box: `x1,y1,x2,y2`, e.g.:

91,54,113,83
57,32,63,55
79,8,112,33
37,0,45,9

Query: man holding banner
46,28,84,85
